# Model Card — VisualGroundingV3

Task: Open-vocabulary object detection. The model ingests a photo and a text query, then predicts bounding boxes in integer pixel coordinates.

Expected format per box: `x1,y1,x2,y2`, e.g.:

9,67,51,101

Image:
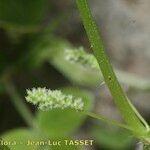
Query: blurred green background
0,0,150,150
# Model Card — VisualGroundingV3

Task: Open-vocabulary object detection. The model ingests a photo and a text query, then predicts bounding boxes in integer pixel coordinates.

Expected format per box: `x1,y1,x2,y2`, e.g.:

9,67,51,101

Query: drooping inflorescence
25,88,84,111
65,47,99,70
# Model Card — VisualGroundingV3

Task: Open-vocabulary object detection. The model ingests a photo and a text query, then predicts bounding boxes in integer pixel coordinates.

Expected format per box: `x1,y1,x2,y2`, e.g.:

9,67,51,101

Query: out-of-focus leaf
91,126,133,150
49,144,80,150
37,138,81,150
2,129,81,150
21,36,71,70
0,145,10,150
0,83,4,94
0,139,10,150
2,128,40,150
50,48,103,87
0,0,49,32
50,47,150,90
36,88,93,138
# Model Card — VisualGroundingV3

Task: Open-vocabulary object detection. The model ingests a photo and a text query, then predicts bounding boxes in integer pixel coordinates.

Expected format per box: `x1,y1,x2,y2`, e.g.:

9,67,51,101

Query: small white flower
25,88,84,111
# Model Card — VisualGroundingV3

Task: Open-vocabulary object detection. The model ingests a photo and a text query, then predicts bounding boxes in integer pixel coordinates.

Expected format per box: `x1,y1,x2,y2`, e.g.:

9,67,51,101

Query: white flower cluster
65,47,99,70
26,88,84,111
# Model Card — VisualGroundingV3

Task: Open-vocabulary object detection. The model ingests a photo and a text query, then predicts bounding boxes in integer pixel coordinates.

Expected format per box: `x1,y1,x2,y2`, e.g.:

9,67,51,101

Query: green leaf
22,36,71,69
38,138,81,150
50,48,103,87
0,139,10,150
35,88,93,138
91,126,133,150
0,0,49,32
144,144,150,150
2,128,39,150
2,129,82,150
50,144,80,150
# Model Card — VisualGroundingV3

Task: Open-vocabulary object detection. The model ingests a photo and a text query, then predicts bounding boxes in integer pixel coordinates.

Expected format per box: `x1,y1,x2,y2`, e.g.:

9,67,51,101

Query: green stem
76,0,149,135
4,81,36,128
82,111,134,132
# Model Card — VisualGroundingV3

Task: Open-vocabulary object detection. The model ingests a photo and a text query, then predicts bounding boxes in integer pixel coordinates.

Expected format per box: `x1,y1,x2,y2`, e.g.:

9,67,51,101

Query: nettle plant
25,0,150,149
1,0,150,150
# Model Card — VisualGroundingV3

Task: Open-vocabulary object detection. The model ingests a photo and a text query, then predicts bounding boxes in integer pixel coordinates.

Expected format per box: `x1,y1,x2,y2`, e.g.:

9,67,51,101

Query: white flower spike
26,88,84,111
65,47,99,70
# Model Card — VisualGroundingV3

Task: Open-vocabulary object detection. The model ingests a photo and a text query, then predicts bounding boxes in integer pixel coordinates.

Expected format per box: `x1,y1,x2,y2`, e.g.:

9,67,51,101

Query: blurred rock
90,0,150,75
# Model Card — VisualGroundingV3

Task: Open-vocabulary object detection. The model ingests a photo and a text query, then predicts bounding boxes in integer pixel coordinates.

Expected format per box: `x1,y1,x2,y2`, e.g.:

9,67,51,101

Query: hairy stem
76,0,149,136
